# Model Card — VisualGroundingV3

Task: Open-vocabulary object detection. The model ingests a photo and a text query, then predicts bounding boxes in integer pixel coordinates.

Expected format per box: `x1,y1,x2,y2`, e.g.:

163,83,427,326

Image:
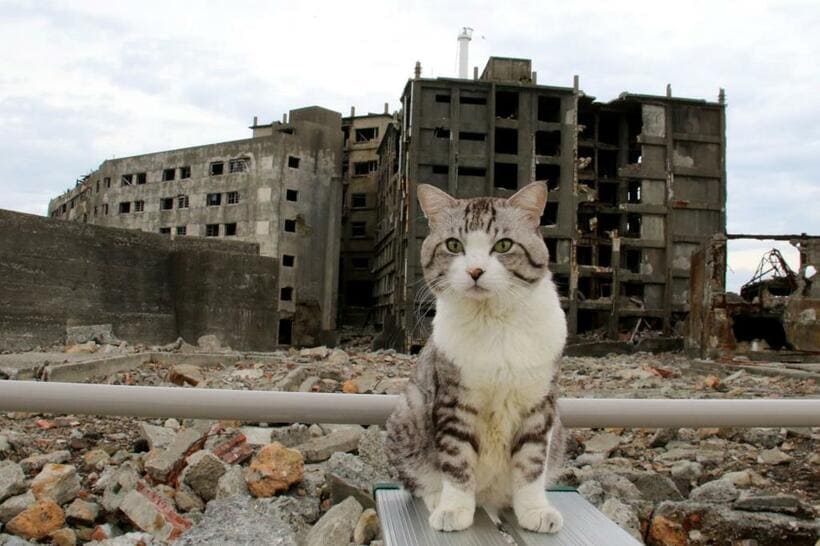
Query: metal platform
375,485,640,546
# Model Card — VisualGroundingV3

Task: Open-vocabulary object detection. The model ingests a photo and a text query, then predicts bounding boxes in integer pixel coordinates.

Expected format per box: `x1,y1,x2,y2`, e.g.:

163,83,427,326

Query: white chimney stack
457,27,473,79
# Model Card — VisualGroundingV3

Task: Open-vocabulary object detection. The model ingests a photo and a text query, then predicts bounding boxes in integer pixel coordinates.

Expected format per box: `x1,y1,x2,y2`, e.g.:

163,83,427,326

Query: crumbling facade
338,110,394,324
47,106,343,346
374,57,727,351
688,234,820,358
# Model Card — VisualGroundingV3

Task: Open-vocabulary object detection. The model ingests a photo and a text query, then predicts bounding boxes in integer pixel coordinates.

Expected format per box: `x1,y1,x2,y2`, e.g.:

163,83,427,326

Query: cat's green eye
493,239,513,253
445,238,464,253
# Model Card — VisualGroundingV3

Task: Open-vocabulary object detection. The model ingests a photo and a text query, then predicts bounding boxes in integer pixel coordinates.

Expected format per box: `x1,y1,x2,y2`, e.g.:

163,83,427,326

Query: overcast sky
1,0,817,290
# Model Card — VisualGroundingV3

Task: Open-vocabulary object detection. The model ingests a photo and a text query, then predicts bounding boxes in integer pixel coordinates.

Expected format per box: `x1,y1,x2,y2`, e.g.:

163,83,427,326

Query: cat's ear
417,184,457,222
507,182,548,225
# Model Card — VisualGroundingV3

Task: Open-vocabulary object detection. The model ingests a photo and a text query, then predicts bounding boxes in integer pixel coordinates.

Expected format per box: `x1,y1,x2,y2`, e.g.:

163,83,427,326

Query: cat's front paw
516,505,563,534
429,505,474,532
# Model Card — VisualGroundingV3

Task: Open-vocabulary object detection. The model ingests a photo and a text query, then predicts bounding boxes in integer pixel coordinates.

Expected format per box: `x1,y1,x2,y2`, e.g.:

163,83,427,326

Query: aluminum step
375,485,640,546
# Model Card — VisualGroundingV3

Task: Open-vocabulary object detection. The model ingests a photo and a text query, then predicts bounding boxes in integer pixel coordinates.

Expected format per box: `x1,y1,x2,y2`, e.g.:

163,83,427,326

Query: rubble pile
0,344,817,545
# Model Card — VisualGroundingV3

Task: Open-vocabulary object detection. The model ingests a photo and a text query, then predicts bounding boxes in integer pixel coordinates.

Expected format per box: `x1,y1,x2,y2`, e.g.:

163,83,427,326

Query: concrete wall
0,209,279,352
47,106,343,346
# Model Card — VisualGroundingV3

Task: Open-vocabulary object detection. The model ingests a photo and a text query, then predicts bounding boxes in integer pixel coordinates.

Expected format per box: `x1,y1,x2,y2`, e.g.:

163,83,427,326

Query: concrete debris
0,491,35,524
65,498,100,526
244,443,304,497
304,496,363,546
19,450,71,474
0,346,816,544
175,496,297,546
296,427,363,463
0,462,26,504
353,508,381,545
182,452,226,502
118,483,190,542
65,325,119,346
5,500,65,541
168,364,206,387
29,464,80,505
143,428,206,483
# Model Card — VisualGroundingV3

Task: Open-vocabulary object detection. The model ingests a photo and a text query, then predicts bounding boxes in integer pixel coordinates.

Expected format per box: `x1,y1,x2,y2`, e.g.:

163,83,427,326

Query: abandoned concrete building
47,106,343,347
338,108,394,324
373,57,727,351
40,56,732,351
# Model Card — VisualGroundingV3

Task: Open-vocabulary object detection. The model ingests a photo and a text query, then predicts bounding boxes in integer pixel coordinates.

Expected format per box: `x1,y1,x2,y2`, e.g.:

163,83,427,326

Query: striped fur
385,183,568,534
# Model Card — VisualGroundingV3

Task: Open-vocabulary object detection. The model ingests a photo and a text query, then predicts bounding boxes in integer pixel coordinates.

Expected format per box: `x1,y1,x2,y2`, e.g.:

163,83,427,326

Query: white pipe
457,27,472,79
0,381,818,428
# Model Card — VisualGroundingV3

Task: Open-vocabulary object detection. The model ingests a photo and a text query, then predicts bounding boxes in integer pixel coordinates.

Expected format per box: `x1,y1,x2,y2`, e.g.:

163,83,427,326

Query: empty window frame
457,166,486,177
351,257,369,270
206,224,220,237
599,182,619,205
278,318,293,345
206,193,222,206
288,156,300,168
460,95,487,105
282,254,295,267
96,180,100,193
351,193,367,208
577,246,593,265
280,287,294,301
118,202,131,214
625,213,642,238
286,189,298,202
121,174,133,186
136,172,147,185
495,128,518,154
537,96,561,122
102,204,109,215
70,198,75,209
351,221,366,237
495,91,519,119
624,249,642,273
535,131,561,156
535,164,561,190
355,127,378,142
432,165,449,175
210,162,224,176
177,195,189,208
224,222,237,236
160,197,173,210
459,131,485,141
284,219,296,232
229,157,249,173
159,227,171,235
435,94,451,103
494,162,518,190
353,160,378,175
226,191,240,205
179,166,191,179
134,200,145,213
162,168,175,181
540,202,559,226
176,226,187,236
434,127,451,139
627,181,642,203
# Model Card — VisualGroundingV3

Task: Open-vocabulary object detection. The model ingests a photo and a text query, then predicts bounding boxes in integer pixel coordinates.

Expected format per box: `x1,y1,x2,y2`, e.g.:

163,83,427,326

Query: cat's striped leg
510,394,563,534
428,386,480,531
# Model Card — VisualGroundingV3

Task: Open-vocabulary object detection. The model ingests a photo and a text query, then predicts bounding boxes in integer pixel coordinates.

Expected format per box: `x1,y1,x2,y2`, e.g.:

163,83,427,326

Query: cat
385,181,567,533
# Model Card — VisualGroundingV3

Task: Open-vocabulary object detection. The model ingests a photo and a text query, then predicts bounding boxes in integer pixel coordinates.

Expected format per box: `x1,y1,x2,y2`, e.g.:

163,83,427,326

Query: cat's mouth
464,284,492,299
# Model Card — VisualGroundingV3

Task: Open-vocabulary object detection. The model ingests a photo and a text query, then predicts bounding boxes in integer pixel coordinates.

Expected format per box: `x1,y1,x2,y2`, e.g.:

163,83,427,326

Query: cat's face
418,183,550,301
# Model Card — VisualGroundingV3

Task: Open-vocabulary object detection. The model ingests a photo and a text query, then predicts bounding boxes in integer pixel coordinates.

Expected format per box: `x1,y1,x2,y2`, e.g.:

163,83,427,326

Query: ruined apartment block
375,57,726,351
339,108,394,324
48,106,343,346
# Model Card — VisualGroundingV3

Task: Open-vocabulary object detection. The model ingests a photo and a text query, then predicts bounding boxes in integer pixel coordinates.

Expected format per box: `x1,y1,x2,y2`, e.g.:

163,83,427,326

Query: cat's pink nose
467,268,484,281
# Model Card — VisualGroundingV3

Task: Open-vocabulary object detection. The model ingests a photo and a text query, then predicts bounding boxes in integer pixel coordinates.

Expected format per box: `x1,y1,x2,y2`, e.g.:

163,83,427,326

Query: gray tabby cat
385,181,567,533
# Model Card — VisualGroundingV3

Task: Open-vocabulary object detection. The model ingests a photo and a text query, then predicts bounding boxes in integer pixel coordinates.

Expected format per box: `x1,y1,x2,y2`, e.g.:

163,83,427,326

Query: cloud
0,0,817,277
